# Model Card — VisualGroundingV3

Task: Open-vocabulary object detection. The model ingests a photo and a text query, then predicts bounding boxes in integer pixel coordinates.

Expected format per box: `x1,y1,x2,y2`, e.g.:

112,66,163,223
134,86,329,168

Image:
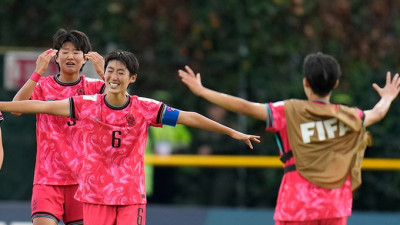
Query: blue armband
161,106,180,127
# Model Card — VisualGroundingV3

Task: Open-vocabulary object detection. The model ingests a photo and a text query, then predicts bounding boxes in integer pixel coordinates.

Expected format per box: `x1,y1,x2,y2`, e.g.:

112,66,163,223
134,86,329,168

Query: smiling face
105,59,137,94
55,42,87,76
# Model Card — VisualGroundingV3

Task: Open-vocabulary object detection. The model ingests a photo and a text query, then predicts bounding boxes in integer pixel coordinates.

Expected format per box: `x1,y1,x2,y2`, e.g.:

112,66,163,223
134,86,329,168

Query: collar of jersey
54,74,82,86
313,99,330,104
104,94,130,110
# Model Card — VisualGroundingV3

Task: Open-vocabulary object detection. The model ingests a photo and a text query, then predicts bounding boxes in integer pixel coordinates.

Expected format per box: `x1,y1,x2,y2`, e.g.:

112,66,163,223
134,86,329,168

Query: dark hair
104,50,139,77
303,52,341,97
52,28,92,71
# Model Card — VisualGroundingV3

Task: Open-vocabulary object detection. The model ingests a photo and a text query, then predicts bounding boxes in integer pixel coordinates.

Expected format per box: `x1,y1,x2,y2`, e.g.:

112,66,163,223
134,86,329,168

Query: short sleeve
137,97,164,127
265,101,286,132
70,95,98,120
84,77,106,95
356,108,364,120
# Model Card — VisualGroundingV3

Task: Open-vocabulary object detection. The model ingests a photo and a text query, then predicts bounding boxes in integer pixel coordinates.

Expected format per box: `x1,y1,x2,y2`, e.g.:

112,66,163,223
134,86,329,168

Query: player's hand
372,72,400,102
230,132,260,149
85,52,105,79
178,65,206,97
35,49,58,75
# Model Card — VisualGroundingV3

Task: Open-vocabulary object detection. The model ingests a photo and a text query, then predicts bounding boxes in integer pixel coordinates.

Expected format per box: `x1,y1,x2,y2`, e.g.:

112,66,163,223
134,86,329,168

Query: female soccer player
1,50,260,225
12,28,105,225
178,53,400,225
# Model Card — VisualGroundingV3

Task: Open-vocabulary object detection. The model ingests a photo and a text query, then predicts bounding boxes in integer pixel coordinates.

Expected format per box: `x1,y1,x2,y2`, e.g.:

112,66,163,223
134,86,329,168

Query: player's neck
58,72,80,83
307,92,331,103
105,93,128,107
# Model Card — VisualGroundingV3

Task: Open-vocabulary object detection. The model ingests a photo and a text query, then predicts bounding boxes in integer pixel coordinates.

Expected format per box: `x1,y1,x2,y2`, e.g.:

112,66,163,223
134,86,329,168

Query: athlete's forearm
13,80,37,101
364,96,393,127
198,87,267,121
199,88,249,114
0,100,50,114
12,80,37,116
179,66,266,120
0,100,70,117
177,111,237,137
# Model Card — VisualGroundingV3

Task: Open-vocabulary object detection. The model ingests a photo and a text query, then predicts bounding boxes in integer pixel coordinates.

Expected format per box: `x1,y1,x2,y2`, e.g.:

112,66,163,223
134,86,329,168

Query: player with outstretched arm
1,50,260,225
178,52,400,225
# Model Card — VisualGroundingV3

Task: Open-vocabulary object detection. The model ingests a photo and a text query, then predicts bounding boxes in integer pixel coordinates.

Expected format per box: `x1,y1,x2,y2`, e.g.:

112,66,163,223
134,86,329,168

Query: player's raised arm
176,110,260,149
0,99,70,117
12,49,58,116
178,65,267,121
364,72,400,127
13,49,58,102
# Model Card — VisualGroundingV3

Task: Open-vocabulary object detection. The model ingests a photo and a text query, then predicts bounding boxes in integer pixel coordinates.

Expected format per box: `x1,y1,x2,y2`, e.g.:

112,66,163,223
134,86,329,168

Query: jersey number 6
112,130,122,148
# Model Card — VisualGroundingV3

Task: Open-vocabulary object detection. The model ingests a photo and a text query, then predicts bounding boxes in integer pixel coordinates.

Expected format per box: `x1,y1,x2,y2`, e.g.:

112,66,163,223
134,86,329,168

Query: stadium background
0,0,400,224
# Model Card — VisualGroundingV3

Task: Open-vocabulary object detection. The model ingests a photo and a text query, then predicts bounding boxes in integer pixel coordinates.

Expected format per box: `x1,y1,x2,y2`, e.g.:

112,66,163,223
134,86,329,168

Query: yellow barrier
145,155,400,170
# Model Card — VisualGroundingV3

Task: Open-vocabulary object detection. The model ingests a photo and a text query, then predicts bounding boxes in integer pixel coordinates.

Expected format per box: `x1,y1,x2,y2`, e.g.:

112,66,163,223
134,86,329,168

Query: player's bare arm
0,99,70,117
178,65,267,121
177,110,260,149
85,52,105,79
364,72,400,127
12,49,58,116
13,49,58,101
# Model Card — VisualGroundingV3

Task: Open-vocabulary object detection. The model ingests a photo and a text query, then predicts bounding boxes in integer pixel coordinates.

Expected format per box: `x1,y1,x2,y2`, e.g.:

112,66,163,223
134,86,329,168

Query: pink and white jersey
70,94,164,205
266,100,363,221
31,75,105,185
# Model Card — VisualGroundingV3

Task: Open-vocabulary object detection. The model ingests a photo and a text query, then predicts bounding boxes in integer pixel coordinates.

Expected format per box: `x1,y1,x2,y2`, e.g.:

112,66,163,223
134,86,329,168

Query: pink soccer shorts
83,203,146,225
275,217,347,225
31,184,83,225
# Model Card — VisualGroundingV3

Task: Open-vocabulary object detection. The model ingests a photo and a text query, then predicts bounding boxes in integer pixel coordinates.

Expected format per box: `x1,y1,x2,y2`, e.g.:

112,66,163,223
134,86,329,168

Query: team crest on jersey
76,87,85,95
126,114,135,126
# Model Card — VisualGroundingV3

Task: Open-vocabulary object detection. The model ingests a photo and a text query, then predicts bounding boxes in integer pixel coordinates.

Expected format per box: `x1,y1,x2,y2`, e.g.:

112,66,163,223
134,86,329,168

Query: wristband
30,72,42,83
